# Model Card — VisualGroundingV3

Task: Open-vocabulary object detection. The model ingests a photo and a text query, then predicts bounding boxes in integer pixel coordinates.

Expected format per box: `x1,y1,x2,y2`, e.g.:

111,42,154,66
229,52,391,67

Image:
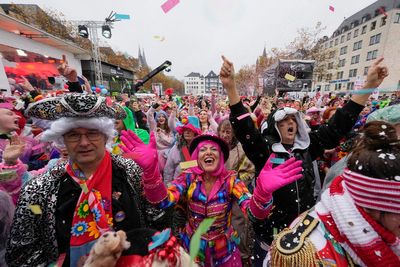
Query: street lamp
78,25,89,38
101,25,112,39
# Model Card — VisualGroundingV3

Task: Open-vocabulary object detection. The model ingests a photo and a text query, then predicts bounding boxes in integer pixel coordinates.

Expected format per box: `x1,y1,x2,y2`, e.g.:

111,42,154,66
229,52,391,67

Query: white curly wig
41,117,117,150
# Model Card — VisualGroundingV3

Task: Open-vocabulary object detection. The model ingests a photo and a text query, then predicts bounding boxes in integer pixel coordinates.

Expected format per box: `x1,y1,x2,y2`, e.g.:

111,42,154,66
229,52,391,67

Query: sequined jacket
5,155,167,267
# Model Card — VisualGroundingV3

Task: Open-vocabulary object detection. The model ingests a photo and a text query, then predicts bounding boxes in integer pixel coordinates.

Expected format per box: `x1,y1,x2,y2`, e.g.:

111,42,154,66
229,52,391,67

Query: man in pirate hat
6,94,171,267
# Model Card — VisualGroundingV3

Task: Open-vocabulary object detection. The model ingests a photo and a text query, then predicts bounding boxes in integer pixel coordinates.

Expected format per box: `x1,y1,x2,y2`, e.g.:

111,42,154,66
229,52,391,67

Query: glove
253,154,303,204
120,130,159,182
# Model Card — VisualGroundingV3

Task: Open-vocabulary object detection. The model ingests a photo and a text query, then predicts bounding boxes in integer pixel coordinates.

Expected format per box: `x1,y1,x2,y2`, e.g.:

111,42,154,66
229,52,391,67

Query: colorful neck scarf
316,176,400,267
67,151,113,266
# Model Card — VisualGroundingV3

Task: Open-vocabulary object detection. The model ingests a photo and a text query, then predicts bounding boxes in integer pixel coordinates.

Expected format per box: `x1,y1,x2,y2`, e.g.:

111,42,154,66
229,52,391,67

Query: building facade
184,72,205,95
0,9,90,94
315,0,400,92
204,70,223,94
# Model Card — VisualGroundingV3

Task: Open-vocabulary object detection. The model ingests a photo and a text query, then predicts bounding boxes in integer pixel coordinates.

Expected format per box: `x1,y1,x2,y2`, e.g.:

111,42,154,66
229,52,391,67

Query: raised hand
3,136,26,165
57,55,78,82
18,76,35,92
220,55,240,105
256,154,303,198
119,130,158,174
365,57,389,89
219,55,235,90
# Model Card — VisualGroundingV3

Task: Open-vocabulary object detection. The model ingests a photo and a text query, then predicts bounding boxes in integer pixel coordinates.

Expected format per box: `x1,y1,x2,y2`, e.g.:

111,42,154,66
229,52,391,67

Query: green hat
122,106,150,144
366,104,400,124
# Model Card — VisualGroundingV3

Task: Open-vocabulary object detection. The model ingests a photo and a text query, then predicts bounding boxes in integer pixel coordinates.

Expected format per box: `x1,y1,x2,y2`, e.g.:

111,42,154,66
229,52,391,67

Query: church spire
262,44,267,58
141,48,148,68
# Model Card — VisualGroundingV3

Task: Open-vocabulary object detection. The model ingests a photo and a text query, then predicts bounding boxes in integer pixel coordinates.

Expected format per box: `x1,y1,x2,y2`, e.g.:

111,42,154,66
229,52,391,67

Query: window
335,38,339,45
328,62,334,69
324,84,331,91
370,33,381,45
330,40,333,47
340,35,345,43
353,40,362,51
340,46,348,55
349,69,358,78
395,13,400,23
347,32,351,40
367,50,378,61
347,82,354,90
362,25,367,34
364,66,370,76
362,16,368,23
353,29,359,38
327,73,333,80
371,21,376,31
329,51,336,59
351,20,359,28
381,16,387,26
351,55,360,64
336,71,344,79
335,83,342,90
338,58,346,67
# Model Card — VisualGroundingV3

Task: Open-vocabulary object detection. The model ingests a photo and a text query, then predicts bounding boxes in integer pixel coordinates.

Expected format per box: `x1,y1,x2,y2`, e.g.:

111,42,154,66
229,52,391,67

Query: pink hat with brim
0,102,14,110
176,124,202,136
306,107,321,114
176,115,201,136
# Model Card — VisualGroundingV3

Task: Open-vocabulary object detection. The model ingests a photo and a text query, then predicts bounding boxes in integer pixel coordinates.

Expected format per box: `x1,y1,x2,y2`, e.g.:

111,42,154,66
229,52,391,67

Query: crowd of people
0,56,399,267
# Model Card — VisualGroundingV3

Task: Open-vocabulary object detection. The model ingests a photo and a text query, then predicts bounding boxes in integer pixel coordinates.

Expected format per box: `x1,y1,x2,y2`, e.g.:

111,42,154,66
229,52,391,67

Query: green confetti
80,182,89,194
189,217,216,263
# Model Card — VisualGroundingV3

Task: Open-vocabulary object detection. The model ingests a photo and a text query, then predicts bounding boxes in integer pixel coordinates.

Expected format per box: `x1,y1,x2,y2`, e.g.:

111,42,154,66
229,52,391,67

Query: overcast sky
5,0,377,80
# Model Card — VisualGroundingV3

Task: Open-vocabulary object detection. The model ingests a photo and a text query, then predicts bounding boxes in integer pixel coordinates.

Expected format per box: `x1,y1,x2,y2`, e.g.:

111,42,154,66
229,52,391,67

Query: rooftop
0,11,90,59
185,72,203,78
332,0,400,37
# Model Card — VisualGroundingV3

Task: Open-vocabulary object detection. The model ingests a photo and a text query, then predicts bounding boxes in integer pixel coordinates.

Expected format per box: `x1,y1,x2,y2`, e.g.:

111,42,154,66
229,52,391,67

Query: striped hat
343,169,400,214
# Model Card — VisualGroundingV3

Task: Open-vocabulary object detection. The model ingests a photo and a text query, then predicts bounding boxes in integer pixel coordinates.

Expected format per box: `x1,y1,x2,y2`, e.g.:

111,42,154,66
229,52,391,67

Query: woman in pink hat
120,131,303,266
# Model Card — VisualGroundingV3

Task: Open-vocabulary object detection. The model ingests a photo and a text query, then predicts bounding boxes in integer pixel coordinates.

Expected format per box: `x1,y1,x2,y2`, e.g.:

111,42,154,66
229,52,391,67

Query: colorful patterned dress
156,170,267,266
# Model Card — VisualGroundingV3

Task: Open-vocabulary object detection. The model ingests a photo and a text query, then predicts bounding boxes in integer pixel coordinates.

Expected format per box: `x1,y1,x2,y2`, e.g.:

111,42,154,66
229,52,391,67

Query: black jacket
229,100,363,243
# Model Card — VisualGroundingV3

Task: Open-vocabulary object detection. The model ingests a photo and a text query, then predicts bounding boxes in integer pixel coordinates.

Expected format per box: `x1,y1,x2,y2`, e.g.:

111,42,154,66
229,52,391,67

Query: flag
329,5,335,12
114,14,130,20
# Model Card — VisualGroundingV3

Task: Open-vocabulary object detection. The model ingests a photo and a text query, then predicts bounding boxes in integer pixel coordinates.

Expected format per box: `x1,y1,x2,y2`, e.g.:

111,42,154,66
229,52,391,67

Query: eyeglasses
63,131,103,142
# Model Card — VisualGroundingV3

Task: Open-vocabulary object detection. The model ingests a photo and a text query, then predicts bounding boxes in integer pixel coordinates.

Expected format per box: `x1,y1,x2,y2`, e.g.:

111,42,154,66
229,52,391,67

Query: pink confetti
329,5,335,12
161,0,180,14
237,113,251,121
